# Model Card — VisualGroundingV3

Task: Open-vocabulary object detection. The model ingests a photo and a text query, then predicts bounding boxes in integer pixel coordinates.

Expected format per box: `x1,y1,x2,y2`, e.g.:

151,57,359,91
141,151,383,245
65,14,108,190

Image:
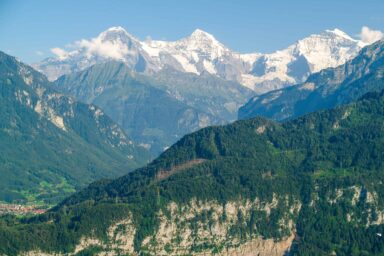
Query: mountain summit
96,26,140,46
189,28,217,41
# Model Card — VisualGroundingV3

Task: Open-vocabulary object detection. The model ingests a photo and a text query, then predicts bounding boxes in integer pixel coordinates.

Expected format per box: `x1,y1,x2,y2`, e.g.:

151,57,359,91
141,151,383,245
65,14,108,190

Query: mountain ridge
238,39,384,121
0,51,149,204
35,26,382,94
2,89,384,255
53,61,253,155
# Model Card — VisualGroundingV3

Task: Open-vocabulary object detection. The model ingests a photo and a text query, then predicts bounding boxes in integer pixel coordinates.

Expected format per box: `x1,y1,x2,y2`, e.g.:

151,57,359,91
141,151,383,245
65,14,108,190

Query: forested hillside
0,52,149,205
1,91,384,255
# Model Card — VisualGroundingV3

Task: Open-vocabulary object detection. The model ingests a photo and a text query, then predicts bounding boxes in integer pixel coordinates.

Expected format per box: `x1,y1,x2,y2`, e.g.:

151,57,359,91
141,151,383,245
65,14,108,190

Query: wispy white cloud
51,47,69,60
35,50,44,56
76,36,129,59
359,26,383,46
49,31,131,60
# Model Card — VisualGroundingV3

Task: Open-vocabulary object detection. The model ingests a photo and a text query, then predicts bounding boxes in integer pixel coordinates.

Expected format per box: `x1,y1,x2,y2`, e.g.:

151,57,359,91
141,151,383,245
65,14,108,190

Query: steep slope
239,39,384,120
52,62,222,154
142,29,246,81
54,61,253,154
2,91,384,255
0,51,149,204
35,27,158,81
149,67,254,120
240,29,363,93
34,27,377,94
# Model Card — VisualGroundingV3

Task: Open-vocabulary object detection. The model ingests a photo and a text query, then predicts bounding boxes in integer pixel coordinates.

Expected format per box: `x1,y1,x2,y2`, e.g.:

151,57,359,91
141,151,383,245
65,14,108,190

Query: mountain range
239,39,384,121
0,51,149,204
53,61,253,154
35,26,375,94
2,28,383,205
32,26,383,154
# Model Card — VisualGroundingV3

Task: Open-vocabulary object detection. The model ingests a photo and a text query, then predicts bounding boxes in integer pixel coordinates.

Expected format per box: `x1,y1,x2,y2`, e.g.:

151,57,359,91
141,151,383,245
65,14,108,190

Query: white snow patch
202,59,216,74
172,55,199,74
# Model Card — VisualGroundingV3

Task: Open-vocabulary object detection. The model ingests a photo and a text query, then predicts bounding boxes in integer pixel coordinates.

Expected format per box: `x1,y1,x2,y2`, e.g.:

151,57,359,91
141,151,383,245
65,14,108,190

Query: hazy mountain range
52,61,253,155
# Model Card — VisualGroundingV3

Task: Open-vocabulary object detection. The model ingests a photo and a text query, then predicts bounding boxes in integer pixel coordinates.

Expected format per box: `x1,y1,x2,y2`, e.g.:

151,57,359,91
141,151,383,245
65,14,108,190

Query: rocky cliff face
22,197,299,256
21,185,384,256
4,91,384,255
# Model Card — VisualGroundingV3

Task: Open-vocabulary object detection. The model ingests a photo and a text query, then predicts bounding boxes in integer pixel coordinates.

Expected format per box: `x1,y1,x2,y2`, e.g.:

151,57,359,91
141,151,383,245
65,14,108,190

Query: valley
1,3,384,254
2,90,384,255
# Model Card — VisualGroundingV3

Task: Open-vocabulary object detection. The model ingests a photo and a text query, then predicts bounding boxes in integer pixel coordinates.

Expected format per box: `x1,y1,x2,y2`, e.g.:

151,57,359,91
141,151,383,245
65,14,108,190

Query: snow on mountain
238,29,365,93
35,26,383,94
140,28,245,81
292,29,360,72
34,26,157,81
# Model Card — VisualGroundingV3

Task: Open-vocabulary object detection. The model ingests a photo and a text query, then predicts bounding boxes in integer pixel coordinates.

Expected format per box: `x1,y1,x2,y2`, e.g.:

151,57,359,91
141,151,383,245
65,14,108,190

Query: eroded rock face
139,198,299,256
24,231,294,256
213,233,295,256
22,198,299,256
22,215,136,256
21,184,384,256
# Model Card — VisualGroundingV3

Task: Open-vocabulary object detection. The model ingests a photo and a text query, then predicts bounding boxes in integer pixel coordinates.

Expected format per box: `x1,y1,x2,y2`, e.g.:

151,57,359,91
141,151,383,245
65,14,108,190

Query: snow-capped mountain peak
325,28,357,41
139,28,234,75
34,26,152,81
104,26,127,33
98,26,139,44
237,28,368,93
291,28,361,73
174,29,231,61
189,29,217,42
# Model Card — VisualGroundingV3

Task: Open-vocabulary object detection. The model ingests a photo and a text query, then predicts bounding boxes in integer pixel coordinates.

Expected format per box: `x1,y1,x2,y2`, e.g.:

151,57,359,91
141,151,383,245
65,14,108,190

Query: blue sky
1,0,384,63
